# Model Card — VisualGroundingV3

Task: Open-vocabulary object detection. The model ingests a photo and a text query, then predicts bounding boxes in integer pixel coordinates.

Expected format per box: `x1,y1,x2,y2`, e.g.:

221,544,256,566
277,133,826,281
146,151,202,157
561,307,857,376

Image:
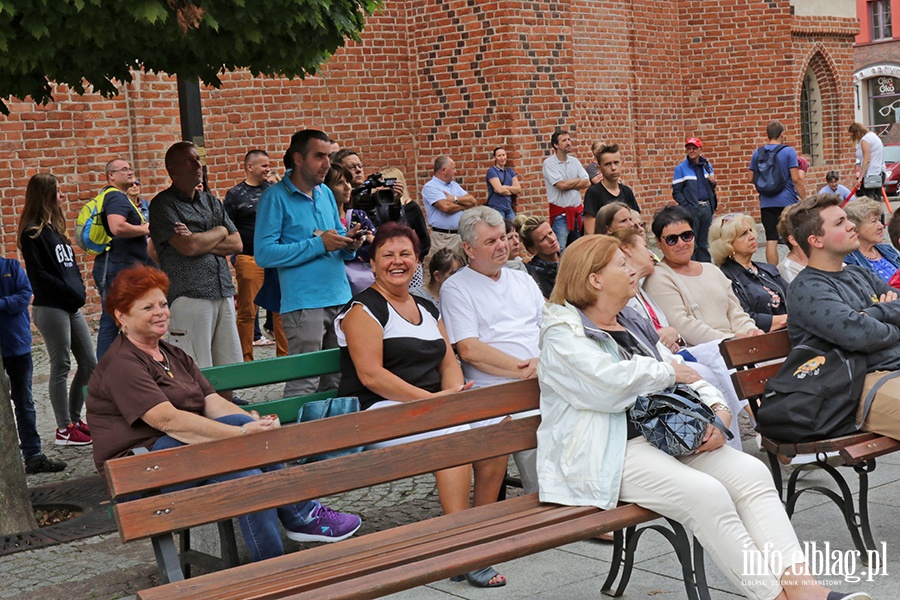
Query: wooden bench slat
138,497,656,600
841,435,900,462
730,363,782,399
138,494,550,599
201,349,340,391
115,416,539,541
760,432,879,458
106,379,539,497
719,330,791,369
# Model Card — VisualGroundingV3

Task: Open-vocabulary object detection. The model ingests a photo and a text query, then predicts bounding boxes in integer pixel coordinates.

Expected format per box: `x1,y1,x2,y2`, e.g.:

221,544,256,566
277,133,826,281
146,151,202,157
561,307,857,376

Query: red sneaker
55,423,92,446
74,419,91,436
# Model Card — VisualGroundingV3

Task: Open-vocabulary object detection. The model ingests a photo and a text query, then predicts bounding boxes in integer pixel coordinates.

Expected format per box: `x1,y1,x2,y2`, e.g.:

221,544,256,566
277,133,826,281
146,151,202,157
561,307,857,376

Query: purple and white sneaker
285,502,362,543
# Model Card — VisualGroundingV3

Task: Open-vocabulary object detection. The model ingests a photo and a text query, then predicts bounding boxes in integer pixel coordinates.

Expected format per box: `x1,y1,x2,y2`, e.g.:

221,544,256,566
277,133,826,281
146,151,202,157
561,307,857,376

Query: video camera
351,172,398,212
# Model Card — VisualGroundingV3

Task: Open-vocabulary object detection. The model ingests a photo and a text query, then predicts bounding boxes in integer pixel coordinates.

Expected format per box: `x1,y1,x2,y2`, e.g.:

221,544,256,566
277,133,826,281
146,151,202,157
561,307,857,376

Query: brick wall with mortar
0,0,856,326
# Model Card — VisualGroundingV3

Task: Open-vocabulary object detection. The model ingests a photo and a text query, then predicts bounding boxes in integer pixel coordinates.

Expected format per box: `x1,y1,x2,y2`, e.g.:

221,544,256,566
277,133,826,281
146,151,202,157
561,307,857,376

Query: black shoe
231,394,249,406
25,454,67,474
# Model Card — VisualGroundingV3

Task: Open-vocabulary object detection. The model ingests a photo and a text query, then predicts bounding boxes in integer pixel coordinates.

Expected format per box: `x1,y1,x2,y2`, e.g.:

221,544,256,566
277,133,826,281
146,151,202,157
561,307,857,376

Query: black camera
352,172,397,211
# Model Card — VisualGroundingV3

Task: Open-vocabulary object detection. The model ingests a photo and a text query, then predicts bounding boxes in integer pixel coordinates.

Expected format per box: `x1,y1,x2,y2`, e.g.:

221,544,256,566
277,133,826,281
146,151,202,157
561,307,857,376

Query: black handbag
631,384,733,456
296,397,364,464
759,344,865,442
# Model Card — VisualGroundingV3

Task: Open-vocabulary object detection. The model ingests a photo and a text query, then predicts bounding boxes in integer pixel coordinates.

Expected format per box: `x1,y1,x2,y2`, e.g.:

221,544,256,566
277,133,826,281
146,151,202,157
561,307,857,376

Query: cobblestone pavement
5,338,457,600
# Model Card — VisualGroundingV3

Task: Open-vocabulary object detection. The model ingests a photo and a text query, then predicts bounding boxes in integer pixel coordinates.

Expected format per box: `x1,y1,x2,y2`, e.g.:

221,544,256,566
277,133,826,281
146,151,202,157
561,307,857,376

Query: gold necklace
156,348,174,378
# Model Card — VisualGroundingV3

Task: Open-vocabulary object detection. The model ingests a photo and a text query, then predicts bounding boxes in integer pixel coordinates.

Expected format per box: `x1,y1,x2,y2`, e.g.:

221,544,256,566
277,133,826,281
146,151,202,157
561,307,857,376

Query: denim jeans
150,413,317,562
3,353,41,459
487,204,516,222
93,254,122,360
551,213,580,253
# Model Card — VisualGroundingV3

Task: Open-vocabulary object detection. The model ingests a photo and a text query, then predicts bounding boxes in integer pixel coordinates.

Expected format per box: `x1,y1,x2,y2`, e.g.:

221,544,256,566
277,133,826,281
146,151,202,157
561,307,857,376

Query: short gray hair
458,206,504,245
844,198,884,227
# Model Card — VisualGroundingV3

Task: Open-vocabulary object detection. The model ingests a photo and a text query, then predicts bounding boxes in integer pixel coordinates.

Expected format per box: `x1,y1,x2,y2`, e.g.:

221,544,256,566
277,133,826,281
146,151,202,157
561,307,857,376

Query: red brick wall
0,0,857,326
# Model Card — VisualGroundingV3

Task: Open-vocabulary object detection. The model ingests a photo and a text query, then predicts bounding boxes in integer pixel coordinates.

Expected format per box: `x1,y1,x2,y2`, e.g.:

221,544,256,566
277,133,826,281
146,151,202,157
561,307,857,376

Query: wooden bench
105,378,712,600
720,330,900,561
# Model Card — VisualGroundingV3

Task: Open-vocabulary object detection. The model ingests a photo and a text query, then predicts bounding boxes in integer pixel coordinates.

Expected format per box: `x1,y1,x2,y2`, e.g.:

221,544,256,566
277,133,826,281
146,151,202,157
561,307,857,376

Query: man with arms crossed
422,156,476,258
542,130,590,252
149,142,243,369
441,206,544,494
788,193,900,438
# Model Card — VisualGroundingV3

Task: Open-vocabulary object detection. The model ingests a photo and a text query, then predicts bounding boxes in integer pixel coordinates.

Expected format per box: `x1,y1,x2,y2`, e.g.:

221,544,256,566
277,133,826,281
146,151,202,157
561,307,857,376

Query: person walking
849,122,886,201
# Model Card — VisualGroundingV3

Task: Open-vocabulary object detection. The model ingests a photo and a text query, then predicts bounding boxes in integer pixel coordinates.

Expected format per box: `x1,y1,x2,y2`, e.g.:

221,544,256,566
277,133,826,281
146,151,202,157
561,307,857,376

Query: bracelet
709,402,730,414
240,424,247,435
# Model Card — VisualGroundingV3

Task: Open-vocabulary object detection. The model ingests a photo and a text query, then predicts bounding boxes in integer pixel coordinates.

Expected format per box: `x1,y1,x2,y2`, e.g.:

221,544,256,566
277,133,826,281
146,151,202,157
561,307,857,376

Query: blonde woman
709,213,789,332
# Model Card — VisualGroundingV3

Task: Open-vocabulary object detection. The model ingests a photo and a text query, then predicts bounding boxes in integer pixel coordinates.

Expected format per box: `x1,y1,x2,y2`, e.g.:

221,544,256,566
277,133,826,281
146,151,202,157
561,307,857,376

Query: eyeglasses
132,180,141,186
108,167,134,174
662,230,695,246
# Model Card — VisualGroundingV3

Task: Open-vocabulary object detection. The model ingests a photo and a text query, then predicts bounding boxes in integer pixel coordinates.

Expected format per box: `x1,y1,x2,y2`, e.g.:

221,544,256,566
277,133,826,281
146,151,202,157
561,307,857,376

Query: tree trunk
0,354,38,534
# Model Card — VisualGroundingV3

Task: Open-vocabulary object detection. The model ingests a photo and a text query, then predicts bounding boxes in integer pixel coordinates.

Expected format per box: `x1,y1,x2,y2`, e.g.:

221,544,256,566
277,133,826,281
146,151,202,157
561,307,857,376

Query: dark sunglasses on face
662,230,695,246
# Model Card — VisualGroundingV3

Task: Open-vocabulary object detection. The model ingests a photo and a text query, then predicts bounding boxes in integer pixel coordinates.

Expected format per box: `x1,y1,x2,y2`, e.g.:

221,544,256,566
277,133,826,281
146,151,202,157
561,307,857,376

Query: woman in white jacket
536,234,867,600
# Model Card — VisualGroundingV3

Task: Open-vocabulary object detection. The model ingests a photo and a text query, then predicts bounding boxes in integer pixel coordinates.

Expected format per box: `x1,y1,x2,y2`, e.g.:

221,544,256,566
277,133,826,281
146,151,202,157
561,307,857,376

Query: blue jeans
3,353,41,460
551,213,580,253
150,414,317,562
487,203,515,222
93,257,121,360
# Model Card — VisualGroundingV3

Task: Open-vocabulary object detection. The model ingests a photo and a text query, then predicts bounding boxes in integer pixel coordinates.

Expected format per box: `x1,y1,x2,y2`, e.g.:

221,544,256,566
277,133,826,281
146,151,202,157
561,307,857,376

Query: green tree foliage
0,0,380,114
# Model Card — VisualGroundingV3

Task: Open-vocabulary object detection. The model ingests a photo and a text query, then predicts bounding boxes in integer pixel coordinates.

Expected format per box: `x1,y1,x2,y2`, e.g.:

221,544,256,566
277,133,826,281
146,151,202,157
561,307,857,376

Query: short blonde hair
709,213,757,266
549,235,621,309
843,198,884,227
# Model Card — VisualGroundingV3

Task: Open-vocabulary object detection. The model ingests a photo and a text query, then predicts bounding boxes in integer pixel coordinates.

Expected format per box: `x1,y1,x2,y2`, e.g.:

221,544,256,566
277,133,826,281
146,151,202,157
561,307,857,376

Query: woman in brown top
86,265,361,562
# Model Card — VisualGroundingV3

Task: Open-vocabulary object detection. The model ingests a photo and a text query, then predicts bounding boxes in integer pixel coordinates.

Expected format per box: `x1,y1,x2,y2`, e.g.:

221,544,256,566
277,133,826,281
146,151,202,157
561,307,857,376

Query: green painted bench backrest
199,348,341,425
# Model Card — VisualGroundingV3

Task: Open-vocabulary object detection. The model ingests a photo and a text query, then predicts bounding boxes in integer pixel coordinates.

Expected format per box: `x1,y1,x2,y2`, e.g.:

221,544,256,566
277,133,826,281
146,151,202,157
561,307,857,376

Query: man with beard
255,130,363,397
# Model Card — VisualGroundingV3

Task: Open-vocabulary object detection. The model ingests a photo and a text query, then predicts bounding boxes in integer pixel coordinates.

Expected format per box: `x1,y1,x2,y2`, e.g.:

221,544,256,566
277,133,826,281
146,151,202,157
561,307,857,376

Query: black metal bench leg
152,533,185,584
601,520,709,600
784,459,877,560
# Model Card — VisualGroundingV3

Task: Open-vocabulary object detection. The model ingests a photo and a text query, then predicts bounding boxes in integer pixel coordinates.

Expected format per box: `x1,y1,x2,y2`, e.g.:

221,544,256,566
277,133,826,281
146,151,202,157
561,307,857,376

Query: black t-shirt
224,181,271,256
101,190,150,266
584,182,640,216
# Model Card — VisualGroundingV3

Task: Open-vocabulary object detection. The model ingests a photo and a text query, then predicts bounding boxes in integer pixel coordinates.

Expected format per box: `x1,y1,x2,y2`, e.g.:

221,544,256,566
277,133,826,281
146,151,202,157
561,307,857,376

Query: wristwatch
453,196,459,204
709,402,730,414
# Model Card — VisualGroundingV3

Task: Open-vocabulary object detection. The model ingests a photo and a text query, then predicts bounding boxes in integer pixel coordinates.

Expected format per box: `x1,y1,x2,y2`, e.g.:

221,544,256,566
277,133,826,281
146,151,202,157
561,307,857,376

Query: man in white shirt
441,206,544,493
541,130,590,252
422,156,476,258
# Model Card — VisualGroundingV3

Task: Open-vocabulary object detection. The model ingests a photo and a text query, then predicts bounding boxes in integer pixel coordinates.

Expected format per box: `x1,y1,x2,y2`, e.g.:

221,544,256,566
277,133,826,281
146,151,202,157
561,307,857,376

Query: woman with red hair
86,265,361,562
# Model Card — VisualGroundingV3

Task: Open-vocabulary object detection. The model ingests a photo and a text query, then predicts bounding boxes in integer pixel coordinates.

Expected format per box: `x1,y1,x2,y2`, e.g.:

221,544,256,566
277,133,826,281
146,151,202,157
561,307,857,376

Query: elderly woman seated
336,222,508,588
536,234,870,600
86,266,361,562
643,206,764,346
709,213,789,332
843,199,900,282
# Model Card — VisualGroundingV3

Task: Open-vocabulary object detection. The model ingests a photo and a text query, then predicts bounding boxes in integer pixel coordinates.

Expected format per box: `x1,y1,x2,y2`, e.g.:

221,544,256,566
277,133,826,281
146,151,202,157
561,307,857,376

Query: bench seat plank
841,435,900,463
106,379,539,497
201,349,340,391
115,416,539,541
760,432,879,458
138,494,657,600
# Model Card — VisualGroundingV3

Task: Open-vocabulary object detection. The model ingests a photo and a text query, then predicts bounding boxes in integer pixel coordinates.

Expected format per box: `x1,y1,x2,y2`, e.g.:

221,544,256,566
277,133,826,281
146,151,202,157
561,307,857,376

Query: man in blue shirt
748,121,807,265
255,130,363,397
818,170,853,201
672,138,717,262
422,156,476,259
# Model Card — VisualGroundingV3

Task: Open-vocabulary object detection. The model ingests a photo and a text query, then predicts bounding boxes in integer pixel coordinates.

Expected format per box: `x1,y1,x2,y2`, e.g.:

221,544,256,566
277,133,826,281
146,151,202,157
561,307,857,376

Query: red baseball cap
685,138,702,148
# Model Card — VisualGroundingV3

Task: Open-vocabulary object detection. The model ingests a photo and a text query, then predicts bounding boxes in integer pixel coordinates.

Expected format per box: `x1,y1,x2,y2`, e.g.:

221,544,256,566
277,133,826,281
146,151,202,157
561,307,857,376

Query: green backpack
74,187,124,255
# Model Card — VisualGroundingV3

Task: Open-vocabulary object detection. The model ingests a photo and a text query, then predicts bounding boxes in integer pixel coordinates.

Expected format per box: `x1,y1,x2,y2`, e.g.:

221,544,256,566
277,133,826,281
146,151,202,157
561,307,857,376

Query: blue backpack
752,144,788,195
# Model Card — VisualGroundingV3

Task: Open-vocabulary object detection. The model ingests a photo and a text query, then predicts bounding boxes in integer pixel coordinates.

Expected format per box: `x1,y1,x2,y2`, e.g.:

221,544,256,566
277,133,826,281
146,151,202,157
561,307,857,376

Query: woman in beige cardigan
643,206,764,346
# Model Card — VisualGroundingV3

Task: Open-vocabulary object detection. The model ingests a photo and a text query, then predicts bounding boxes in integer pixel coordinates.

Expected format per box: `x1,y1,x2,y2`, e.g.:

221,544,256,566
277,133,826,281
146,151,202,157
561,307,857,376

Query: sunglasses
662,230,695,246
132,180,141,187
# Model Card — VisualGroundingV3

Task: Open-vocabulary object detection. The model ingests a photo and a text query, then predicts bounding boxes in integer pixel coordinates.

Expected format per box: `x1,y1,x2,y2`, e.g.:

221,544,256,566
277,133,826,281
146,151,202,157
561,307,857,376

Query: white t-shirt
858,131,886,179
440,266,544,388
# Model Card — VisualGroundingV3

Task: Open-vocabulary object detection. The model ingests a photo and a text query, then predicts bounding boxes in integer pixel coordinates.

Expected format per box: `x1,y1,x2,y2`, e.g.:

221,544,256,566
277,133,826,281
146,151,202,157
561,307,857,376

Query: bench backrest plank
719,330,791,370
115,414,539,541
200,348,340,391
106,378,539,497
